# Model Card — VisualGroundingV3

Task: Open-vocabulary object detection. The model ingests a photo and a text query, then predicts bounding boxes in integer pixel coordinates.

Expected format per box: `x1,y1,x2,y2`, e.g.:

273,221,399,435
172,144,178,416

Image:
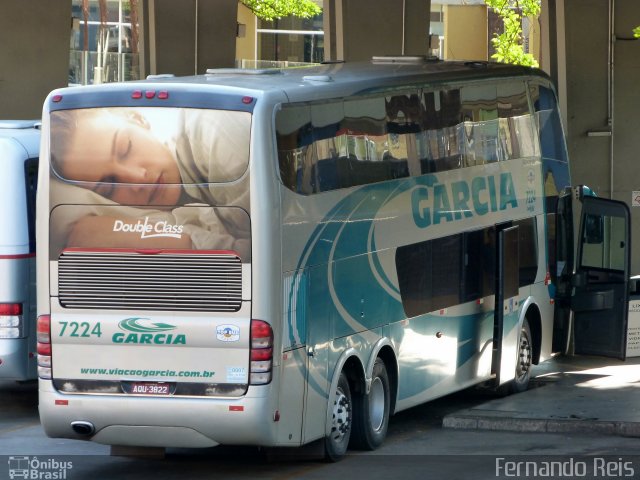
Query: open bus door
492,225,520,387
554,187,631,360
571,194,630,359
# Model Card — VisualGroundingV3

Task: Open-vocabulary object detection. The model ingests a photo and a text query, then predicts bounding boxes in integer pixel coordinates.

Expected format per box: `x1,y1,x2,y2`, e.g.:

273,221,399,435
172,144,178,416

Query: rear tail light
250,320,273,385
0,303,24,338
37,315,52,379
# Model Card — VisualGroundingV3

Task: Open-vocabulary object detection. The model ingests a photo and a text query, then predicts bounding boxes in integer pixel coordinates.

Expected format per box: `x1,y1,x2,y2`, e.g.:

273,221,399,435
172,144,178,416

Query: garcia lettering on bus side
411,172,518,228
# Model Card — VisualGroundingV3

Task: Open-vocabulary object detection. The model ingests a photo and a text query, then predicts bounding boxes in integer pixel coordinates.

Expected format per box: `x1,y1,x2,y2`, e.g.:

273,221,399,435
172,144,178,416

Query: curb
443,413,640,437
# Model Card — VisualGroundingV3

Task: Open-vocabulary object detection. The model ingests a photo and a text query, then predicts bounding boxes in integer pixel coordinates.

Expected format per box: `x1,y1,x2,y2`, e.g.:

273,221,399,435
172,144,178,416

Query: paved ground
1,354,640,479
443,354,640,437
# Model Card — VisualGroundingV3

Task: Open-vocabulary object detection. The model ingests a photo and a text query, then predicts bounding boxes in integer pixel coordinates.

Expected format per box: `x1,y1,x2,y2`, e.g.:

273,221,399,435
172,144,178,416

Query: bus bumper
38,381,280,448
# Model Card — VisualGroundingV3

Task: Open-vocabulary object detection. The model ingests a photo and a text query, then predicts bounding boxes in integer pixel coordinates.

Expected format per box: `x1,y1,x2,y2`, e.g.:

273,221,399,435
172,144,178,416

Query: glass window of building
253,0,323,68
70,0,140,85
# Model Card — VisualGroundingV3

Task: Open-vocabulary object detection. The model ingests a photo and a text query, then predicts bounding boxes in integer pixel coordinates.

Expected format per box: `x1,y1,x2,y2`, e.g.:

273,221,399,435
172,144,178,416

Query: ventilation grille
58,250,243,312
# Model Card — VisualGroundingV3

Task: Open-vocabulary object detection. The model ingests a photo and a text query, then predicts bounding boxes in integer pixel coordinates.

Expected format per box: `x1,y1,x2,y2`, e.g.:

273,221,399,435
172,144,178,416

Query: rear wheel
324,372,352,462
351,358,390,450
512,318,533,393
499,318,533,395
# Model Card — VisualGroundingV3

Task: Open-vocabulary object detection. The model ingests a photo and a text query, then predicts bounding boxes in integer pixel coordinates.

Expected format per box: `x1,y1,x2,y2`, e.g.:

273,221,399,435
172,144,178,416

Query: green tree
485,0,541,67
240,0,321,21
634,26,640,38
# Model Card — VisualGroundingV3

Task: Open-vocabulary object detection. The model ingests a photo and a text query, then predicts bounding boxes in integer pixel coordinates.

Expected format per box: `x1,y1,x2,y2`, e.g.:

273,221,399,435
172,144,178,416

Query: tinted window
277,96,411,194
396,217,537,318
24,158,38,252
514,217,538,286
530,83,570,198
277,79,538,195
396,234,462,318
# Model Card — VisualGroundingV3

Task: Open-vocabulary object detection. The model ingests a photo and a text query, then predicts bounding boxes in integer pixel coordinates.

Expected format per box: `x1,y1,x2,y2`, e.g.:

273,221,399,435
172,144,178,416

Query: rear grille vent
58,250,243,312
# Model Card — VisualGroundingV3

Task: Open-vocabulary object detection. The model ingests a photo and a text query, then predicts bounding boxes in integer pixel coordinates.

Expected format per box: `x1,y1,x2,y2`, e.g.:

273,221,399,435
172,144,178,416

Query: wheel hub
369,377,385,432
330,388,351,441
516,333,532,379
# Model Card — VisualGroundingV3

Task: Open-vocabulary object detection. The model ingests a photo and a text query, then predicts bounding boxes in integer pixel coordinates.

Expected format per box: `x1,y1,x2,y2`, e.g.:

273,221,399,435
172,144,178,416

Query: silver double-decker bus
37,58,630,459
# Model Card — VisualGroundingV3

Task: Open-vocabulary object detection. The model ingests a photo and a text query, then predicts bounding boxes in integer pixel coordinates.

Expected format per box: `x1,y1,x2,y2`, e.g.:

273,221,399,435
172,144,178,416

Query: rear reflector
37,343,52,356
37,315,52,379
37,315,51,344
0,303,22,315
250,347,272,362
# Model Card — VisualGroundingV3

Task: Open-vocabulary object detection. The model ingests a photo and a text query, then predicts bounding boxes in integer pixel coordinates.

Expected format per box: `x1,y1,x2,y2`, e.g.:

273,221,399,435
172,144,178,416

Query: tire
351,358,390,450
324,371,352,462
499,318,533,395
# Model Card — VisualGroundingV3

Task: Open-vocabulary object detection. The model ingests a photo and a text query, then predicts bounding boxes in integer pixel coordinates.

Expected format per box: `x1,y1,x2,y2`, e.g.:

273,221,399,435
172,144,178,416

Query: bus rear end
37,84,276,448
0,121,39,381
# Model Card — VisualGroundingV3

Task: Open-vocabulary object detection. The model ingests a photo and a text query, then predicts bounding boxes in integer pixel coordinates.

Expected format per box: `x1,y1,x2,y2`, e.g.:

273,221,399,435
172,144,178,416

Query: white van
0,120,39,381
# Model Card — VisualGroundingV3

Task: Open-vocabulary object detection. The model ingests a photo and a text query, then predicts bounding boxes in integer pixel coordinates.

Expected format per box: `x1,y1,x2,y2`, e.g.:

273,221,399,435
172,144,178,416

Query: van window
24,157,38,252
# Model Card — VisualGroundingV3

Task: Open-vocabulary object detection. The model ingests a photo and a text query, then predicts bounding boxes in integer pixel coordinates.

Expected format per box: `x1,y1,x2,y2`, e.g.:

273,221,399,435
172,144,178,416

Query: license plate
129,382,171,395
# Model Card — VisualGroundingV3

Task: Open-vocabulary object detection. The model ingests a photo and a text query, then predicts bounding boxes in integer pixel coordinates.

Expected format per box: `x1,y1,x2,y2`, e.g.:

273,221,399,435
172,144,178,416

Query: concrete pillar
562,0,610,194
324,0,431,62
539,0,558,82
611,0,640,273
0,0,71,119
404,0,431,55
236,3,257,65
149,0,237,76
443,5,487,61
560,0,640,272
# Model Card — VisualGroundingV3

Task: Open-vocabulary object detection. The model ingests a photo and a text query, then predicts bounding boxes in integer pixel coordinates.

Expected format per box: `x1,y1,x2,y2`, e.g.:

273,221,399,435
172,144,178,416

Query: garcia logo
112,318,186,345
113,217,184,239
411,172,518,229
216,324,240,342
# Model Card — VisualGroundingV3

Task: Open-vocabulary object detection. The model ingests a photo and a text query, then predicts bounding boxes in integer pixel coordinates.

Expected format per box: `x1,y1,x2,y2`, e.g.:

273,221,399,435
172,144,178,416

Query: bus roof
47,59,553,108
158,59,547,96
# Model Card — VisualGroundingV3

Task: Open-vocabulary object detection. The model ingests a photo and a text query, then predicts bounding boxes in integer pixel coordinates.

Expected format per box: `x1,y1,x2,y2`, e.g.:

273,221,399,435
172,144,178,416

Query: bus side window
514,217,539,286
278,96,417,195
531,83,570,199
459,84,498,165
384,92,421,177
462,229,485,302
497,81,535,161
342,95,408,187
421,89,463,173
396,234,462,318
276,105,314,194
311,102,345,192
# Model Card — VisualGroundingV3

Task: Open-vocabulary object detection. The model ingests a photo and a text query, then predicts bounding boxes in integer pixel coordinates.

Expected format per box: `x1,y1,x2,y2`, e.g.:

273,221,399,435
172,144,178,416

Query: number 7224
58,321,102,338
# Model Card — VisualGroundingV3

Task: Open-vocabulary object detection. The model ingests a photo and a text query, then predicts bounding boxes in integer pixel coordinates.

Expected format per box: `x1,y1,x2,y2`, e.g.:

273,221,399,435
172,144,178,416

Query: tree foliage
240,0,321,21
634,26,640,38
485,0,541,67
